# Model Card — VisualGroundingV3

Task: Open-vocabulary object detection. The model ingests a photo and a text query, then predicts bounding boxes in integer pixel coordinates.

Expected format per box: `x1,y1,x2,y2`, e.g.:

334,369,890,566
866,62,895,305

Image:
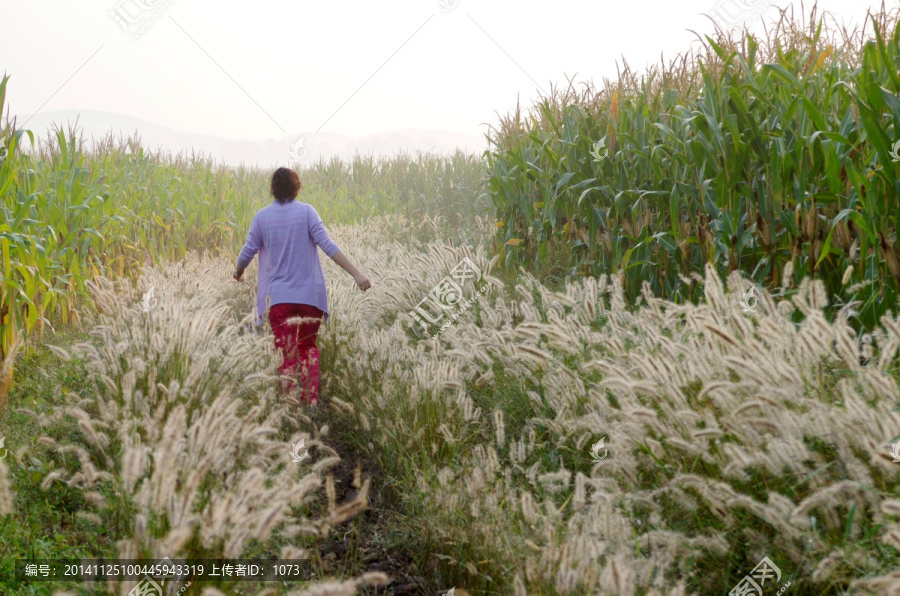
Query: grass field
2,217,899,594
2,2,900,595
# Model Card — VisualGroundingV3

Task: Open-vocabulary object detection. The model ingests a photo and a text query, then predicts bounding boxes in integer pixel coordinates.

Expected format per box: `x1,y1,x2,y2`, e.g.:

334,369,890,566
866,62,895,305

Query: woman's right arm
331,250,371,291
308,206,370,291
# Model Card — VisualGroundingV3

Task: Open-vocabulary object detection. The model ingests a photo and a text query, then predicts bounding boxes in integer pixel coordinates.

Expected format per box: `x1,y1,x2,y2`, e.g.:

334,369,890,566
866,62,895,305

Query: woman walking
233,167,370,415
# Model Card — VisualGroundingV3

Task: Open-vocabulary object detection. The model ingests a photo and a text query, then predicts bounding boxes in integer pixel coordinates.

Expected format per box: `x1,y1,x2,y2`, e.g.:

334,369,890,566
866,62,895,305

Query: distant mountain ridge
12,109,489,167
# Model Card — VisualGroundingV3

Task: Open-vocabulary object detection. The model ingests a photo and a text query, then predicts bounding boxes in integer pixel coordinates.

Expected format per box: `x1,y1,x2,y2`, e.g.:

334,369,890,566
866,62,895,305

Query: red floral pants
269,303,324,406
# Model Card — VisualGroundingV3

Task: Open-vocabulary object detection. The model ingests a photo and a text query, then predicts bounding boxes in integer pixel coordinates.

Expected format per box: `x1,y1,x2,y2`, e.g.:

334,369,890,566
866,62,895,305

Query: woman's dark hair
271,167,301,203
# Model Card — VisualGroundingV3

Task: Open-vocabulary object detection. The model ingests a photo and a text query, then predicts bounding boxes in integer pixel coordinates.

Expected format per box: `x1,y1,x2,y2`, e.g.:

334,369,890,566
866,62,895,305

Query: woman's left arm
234,215,261,281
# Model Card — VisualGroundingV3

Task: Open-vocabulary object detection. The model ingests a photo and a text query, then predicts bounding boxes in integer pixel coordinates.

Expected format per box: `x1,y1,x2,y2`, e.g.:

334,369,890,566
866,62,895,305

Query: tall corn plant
1,74,47,410
486,3,900,330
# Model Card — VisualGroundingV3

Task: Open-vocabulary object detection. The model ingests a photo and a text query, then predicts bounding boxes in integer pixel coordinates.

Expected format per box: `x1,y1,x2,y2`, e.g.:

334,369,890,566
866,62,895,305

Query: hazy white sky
0,0,887,142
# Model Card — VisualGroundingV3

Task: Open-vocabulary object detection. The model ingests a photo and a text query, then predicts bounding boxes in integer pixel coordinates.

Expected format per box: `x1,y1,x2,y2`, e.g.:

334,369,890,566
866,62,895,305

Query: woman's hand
331,250,370,291
354,273,371,292
233,267,245,282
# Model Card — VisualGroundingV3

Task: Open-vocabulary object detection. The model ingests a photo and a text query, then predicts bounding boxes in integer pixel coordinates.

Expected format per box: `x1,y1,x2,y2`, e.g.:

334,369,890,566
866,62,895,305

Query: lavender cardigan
236,200,341,326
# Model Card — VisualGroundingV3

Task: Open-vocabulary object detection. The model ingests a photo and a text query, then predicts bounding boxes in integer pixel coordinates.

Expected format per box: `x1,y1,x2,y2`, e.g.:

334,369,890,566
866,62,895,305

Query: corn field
0,79,487,409
487,4,900,332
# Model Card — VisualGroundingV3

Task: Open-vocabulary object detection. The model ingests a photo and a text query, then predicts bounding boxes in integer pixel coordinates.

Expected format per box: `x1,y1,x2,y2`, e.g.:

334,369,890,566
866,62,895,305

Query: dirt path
304,408,433,595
